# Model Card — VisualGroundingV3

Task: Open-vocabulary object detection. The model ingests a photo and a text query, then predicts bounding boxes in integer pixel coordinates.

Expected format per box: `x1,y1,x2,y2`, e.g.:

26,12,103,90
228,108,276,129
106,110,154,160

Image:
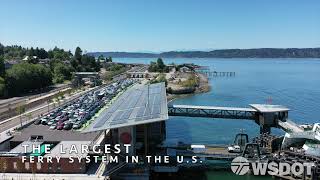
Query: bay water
114,58,320,179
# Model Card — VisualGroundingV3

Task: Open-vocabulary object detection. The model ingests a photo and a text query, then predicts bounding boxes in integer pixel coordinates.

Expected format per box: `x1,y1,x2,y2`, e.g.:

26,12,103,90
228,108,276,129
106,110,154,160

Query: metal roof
249,104,290,113
83,82,168,133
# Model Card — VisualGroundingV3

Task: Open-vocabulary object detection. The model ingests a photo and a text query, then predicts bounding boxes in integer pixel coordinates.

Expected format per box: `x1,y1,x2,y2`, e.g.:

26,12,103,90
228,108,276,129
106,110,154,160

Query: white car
191,145,206,153
49,125,56,130
47,120,55,126
228,145,241,153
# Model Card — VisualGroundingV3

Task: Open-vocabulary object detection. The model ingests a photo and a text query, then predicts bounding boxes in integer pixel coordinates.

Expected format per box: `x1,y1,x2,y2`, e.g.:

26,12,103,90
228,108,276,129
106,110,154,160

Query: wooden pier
201,71,236,77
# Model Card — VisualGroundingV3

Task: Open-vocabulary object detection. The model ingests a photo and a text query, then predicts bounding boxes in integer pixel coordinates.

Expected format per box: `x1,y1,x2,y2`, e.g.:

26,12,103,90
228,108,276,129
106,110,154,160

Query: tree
52,62,73,83
0,43,4,55
0,56,5,77
47,47,72,61
148,58,168,73
5,63,53,96
98,55,105,62
0,77,5,97
74,47,82,61
106,56,113,62
38,48,48,59
157,58,165,70
28,47,35,57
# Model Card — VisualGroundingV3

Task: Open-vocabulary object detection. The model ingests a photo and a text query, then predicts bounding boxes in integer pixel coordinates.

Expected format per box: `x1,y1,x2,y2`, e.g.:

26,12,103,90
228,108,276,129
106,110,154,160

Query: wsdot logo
231,157,250,175
231,156,314,176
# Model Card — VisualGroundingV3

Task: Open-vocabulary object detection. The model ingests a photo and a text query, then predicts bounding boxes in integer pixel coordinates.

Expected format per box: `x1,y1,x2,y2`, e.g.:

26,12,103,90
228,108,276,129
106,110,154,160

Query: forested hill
88,48,320,58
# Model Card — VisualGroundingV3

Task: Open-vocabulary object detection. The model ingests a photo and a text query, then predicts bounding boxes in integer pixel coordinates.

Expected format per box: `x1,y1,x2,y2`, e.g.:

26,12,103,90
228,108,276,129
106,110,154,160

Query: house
179,66,192,73
22,56,38,61
4,60,19,69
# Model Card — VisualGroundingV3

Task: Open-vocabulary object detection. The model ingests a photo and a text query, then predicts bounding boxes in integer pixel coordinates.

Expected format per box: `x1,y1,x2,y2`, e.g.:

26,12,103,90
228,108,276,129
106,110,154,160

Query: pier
168,104,296,134
194,66,235,77
201,71,236,77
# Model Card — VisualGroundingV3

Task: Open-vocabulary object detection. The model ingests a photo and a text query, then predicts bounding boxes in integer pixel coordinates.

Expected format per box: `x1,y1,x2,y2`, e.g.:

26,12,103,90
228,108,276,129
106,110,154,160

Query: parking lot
33,79,137,131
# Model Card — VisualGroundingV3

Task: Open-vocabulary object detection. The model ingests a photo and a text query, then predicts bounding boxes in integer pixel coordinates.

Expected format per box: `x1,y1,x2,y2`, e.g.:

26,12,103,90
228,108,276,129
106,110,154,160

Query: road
0,84,70,120
0,87,97,133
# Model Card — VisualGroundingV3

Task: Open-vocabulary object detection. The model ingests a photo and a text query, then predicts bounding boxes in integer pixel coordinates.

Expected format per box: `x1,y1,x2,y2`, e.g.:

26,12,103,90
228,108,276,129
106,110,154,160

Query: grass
179,74,198,88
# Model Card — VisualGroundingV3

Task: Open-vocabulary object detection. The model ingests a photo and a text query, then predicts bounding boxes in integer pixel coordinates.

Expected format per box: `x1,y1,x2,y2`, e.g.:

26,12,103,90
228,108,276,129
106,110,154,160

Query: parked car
72,122,82,129
47,120,55,126
41,118,48,125
57,123,65,130
227,145,241,153
63,123,73,130
34,119,41,125
49,124,57,130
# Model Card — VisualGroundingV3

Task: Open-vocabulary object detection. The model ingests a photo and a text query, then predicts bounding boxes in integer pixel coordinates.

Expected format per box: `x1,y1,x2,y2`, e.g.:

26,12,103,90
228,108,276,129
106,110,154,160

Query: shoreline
167,72,210,102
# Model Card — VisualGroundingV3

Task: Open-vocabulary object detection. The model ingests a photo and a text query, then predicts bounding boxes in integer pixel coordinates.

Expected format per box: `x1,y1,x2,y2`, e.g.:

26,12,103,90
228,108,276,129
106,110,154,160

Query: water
114,58,320,144
114,58,320,179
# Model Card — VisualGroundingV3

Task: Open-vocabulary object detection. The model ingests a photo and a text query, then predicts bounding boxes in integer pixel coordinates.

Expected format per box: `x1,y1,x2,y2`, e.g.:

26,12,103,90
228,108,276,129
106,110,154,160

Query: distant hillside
88,52,158,58
88,48,320,58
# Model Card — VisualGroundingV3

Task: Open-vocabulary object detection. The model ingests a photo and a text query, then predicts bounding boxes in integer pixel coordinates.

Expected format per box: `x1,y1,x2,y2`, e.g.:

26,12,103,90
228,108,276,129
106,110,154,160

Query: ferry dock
0,81,319,180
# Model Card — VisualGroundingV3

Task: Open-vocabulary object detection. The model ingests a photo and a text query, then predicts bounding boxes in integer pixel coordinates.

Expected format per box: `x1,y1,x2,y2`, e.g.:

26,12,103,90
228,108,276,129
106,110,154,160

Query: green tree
38,48,48,59
157,58,165,70
5,63,52,96
28,47,35,57
0,56,5,77
52,62,73,83
148,58,168,73
74,47,82,61
48,47,72,60
0,77,5,97
106,56,113,62
0,43,4,55
98,55,105,61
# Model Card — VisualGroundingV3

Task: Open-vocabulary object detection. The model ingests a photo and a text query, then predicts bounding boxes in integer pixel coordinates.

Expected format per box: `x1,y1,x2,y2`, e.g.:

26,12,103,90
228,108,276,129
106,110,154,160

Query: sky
0,0,319,52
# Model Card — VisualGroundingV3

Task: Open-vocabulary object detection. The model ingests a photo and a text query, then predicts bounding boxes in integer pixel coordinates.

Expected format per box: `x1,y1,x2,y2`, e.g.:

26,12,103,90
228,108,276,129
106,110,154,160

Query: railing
197,71,236,77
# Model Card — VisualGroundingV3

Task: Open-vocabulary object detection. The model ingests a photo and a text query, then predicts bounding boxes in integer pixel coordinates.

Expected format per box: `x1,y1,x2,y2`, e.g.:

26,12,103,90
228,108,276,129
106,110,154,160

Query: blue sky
0,0,319,52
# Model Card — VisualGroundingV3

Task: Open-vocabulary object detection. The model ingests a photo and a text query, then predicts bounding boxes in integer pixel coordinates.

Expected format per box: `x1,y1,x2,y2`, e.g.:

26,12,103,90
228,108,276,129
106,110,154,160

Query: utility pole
147,84,150,107
16,104,26,128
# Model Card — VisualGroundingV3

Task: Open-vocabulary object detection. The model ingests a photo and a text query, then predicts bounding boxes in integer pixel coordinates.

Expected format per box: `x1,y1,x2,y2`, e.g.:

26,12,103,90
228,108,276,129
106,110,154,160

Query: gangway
168,104,257,120
168,104,291,134
278,119,303,133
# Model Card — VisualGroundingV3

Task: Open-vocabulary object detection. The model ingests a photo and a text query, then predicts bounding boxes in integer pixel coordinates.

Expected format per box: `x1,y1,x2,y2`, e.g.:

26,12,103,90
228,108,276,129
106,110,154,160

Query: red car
57,123,65,130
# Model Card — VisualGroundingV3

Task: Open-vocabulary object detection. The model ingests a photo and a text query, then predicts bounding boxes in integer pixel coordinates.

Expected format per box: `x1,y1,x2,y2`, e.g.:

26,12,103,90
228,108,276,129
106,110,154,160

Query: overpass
168,104,295,134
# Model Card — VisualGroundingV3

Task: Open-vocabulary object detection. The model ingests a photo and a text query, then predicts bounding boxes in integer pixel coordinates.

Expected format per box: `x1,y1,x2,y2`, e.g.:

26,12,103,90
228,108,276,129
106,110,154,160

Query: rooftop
9,141,43,154
249,104,290,113
84,82,168,133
